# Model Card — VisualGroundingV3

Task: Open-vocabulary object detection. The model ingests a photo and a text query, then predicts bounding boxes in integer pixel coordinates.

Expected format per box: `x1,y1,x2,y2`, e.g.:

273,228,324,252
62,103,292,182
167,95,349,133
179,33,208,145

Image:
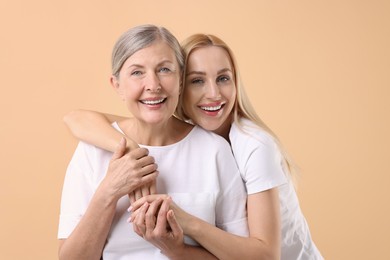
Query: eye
217,75,230,83
159,67,171,73
190,78,204,85
131,70,143,76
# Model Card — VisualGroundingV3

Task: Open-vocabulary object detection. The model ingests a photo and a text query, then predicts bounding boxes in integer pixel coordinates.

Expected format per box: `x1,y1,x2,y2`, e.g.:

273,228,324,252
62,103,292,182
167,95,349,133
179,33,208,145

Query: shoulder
71,140,112,167
230,118,276,150
192,126,231,147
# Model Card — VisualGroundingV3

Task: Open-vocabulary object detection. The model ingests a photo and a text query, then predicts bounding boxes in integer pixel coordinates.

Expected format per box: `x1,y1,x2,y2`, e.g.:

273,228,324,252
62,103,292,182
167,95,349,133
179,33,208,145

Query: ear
110,75,125,101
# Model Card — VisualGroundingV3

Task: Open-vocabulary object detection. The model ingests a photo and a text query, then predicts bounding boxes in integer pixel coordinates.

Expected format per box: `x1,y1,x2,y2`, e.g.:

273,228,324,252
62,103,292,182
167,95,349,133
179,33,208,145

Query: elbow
63,109,84,127
252,238,280,260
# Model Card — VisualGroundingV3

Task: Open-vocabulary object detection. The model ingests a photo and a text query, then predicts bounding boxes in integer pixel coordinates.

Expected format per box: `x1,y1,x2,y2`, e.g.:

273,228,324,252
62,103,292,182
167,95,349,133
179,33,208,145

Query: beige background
1,0,389,259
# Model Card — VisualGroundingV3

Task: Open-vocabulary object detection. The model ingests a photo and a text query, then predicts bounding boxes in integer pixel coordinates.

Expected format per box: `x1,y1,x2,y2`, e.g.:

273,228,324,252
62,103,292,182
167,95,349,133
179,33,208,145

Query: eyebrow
186,68,232,76
126,60,176,70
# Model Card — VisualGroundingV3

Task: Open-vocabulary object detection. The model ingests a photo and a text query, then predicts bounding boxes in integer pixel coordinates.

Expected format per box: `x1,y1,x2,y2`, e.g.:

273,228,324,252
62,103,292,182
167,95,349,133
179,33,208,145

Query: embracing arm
184,188,281,260
63,109,137,151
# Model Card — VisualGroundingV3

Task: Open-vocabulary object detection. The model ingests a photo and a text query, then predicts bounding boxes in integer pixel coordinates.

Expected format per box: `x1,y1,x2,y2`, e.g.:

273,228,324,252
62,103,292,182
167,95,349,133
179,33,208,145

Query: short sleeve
230,120,287,195
57,142,95,239
244,135,287,194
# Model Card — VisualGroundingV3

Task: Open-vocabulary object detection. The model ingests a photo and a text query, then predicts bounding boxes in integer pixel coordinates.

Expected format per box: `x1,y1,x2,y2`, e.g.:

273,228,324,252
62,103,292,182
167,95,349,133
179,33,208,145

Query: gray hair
111,24,184,78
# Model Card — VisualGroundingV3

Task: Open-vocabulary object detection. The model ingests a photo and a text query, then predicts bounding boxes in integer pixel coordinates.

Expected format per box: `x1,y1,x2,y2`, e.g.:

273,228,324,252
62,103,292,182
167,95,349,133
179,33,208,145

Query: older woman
57,25,247,260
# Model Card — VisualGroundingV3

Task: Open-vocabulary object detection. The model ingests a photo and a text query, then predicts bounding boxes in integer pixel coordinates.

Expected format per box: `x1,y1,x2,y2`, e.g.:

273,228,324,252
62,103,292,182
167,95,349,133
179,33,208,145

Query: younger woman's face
183,46,236,136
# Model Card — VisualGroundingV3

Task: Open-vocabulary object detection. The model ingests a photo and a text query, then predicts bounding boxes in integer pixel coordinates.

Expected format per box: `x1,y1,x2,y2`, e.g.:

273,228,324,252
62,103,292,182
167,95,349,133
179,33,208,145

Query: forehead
187,46,232,70
127,40,177,64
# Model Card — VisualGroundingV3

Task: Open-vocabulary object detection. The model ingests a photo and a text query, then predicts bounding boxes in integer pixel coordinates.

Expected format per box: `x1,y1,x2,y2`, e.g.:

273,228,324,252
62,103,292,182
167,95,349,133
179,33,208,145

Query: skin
63,43,281,259
183,46,236,140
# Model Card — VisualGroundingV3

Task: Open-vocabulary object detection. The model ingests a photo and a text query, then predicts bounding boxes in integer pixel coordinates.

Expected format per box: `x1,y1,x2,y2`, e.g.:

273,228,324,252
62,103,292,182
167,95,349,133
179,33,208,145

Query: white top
58,124,248,259
230,118,323,260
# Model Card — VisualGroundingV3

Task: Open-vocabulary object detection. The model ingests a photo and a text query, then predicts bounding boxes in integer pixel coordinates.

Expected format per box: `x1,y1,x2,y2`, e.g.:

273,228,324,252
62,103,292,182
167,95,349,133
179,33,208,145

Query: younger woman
64,33,323,259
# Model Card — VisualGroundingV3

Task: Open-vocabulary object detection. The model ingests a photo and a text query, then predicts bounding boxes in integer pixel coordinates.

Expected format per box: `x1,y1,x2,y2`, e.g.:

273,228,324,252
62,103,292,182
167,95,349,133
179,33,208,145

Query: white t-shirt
230,118,323,260
58,124,248,259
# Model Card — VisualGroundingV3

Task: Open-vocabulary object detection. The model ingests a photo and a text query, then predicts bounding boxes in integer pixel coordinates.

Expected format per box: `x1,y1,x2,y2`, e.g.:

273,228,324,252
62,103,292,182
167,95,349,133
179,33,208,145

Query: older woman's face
112,41,181,125
183,46,236,135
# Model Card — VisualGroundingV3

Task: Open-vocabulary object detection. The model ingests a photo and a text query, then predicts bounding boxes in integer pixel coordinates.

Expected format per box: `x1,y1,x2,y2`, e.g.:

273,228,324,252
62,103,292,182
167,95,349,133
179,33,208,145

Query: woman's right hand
101,138,159,200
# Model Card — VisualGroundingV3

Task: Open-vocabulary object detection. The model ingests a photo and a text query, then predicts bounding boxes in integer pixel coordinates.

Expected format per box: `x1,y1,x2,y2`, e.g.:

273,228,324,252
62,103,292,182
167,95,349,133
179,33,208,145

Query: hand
128,181,157,204
101,138,158,200
128,195,192,234
132,198,186,257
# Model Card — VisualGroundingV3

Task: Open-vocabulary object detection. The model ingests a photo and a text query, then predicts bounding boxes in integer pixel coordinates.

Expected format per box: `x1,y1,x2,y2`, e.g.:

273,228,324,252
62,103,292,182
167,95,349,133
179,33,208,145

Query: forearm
63,109,135,152
185,217,277,260
58,186,118,260
165,244,218,260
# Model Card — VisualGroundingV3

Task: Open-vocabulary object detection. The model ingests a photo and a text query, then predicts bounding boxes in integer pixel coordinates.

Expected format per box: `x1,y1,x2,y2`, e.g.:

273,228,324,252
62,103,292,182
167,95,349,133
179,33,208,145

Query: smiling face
183,46,236,137
111,40,181,126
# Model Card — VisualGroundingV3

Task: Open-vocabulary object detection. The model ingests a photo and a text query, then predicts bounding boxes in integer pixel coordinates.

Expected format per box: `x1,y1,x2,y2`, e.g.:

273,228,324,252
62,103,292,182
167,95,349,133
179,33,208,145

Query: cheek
181,93,194,116
225,86,237,104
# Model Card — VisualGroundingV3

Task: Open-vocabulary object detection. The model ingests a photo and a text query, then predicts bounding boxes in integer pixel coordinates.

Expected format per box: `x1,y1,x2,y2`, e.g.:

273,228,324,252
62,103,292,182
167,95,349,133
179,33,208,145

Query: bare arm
184,188,281,260
63,109,138,151
58,184,117,260
58,139,158,260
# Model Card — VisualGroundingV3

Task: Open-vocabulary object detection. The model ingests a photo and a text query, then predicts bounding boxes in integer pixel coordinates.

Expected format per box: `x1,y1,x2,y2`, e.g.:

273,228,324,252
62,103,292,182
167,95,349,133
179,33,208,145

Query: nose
205,80,221,99
145,72,161,92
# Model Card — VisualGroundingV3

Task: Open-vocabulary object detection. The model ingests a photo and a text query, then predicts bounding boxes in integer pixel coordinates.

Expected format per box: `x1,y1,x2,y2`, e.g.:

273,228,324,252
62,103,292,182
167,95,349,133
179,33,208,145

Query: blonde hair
111,24,184,78
177,34,298,181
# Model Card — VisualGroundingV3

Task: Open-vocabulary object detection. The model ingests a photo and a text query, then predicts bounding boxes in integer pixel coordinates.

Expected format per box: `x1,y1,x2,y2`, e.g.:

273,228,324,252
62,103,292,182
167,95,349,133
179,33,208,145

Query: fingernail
127,206,132,212
127,217,132,223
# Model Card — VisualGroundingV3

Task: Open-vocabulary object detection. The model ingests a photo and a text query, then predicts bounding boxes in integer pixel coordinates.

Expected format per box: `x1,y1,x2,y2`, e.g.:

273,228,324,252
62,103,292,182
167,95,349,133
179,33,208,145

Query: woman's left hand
132,197,186,257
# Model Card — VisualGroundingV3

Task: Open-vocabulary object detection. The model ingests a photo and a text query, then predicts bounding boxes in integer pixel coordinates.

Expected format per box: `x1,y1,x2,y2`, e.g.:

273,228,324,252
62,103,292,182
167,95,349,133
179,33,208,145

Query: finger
154,198,170,232
141,185,150,197
140,171,159,186
128,207,141,223
134,188,142,201
145,198,162,231
129,147,150,160
129,194,167,223
128,191,136,205
167,210,183,236
149,181,157,195
132,202,149,236
111,137,126,160
137,155,156,167
129,194,166,212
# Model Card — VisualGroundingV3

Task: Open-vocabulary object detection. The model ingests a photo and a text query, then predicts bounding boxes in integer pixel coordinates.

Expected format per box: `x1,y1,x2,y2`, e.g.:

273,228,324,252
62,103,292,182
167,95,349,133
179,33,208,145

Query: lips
199,103,224,112
140,98,166,105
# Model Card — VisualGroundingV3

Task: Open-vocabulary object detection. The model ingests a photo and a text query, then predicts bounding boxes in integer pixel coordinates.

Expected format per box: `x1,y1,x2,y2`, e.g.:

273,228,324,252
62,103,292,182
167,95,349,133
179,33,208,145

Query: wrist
162,244,188,260
183,216,209,242
96,180,120,207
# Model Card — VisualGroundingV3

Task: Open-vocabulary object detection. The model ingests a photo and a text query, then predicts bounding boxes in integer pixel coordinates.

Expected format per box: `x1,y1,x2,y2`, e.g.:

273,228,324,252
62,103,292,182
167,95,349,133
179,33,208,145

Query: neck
213,116,233,143
122,117,191,146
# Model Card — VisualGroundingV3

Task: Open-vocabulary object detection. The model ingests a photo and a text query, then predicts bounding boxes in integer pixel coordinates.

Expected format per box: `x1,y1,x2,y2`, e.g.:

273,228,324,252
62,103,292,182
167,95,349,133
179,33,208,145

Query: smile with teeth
140,98,166,105
200,104,224,111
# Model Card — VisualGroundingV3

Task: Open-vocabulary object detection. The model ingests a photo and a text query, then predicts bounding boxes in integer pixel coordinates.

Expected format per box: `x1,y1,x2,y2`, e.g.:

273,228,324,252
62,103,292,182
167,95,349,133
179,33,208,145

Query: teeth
141,98,165,105
201,105,222,111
